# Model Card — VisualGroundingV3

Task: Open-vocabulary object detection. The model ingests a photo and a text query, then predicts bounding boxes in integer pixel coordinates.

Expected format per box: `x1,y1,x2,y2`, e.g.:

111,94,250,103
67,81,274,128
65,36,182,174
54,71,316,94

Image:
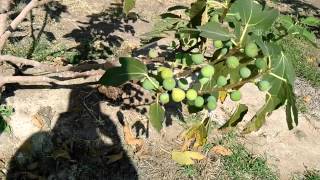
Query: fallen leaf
31,114,44,129
211,145,232,156
172,150,205,165
106,151,123,164
303,95,311,104
123,122,143,151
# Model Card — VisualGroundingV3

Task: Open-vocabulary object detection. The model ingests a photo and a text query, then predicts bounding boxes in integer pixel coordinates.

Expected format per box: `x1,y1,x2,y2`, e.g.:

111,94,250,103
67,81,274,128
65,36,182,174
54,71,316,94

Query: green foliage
123,0,136,15
0,105,13,134
101,0,317,138
149,103,165,132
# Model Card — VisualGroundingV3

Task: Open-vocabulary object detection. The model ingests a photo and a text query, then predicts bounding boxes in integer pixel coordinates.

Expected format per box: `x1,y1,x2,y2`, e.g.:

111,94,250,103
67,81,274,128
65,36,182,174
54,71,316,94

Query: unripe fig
239,67,251,78
257,80,271,91
230,90,241,101
171,88,186,102
191,53,204,65
207,95,217,103
207,101,217,110
214,40,223,49
142,78,159,90
226,56,239,69
201,65,215,78
217,76,227,87
148,49,158,59
160,93,170,104
178,78,189,90
194,96,204,108
255,58,267,69
163,78,176,91
186,89,197,101
199,77,210,85
245,42,259,58
161,68,173,79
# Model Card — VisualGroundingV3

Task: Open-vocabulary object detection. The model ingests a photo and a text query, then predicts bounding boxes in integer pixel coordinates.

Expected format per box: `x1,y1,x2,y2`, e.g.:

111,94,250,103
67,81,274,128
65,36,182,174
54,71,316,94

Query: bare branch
0,0,53,51
0,70,104,87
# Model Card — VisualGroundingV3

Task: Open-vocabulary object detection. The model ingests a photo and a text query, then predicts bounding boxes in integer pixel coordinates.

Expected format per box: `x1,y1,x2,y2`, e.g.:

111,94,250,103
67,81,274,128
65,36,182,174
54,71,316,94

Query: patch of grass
3,38,80,63
220,132,278,180
180,165,199,178
296,96,308,113
303,169,320,180
279,36,320,87
0,104,13,133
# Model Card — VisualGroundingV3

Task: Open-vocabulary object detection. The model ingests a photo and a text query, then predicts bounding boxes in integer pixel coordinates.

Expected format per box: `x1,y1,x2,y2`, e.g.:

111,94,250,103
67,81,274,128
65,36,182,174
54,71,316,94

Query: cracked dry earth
1,0,320,179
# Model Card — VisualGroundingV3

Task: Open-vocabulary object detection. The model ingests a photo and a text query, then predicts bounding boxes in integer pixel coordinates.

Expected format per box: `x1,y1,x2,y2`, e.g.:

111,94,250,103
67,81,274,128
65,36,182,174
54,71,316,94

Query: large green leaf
123,0,136,15
243,51,298,133
189,0,206,27
198,21,233,41
149,103,165,132
230,0,279,39
99,57,147,86
220,104,248,129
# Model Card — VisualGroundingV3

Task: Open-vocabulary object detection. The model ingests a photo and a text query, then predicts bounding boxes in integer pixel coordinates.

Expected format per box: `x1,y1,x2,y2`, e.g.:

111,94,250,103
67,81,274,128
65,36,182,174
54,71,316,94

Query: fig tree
191,53,204,65
230,90,241,101
239,67,251,78
245,42,259,58
217,76,227,87
163,78,176,90
160,93,170,104
186,89,197,101
194,96,204,108
257,80,271,91
201,65,215,78
171,88,186,102
226,56,239,69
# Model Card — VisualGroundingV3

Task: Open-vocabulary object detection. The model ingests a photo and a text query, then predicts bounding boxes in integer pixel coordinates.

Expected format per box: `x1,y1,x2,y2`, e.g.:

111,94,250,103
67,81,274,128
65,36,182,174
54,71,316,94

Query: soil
0,0,320,179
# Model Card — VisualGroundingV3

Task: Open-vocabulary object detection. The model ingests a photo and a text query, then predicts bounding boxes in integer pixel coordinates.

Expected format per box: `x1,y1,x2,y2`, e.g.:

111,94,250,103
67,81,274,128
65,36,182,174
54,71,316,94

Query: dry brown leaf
31,114,44,129
303,95,311,104
211,145,232,156
123,123,143,151
219,91,228,103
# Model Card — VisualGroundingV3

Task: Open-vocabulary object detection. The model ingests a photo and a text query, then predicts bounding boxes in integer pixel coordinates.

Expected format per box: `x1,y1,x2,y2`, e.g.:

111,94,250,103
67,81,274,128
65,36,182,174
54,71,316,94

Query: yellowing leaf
211,145,232,156
172,150,205,165
219,90,228,103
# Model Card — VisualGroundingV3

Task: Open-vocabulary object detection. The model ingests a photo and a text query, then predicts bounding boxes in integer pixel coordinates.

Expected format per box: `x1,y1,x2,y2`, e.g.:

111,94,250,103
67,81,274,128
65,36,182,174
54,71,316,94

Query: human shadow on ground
4,84,139,179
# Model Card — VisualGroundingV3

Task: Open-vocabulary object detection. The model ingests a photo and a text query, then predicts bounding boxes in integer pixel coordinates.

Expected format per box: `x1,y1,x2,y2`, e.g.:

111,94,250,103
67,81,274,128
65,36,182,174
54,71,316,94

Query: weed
3,37,80,63
220,132,278,180
0,105,13,133
180,165,199,178
303,169,320,180
296,96,308,113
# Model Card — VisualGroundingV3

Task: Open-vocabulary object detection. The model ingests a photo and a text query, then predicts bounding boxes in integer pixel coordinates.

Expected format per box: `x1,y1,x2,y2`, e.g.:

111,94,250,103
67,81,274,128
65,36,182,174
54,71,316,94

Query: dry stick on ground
0,0,54,51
